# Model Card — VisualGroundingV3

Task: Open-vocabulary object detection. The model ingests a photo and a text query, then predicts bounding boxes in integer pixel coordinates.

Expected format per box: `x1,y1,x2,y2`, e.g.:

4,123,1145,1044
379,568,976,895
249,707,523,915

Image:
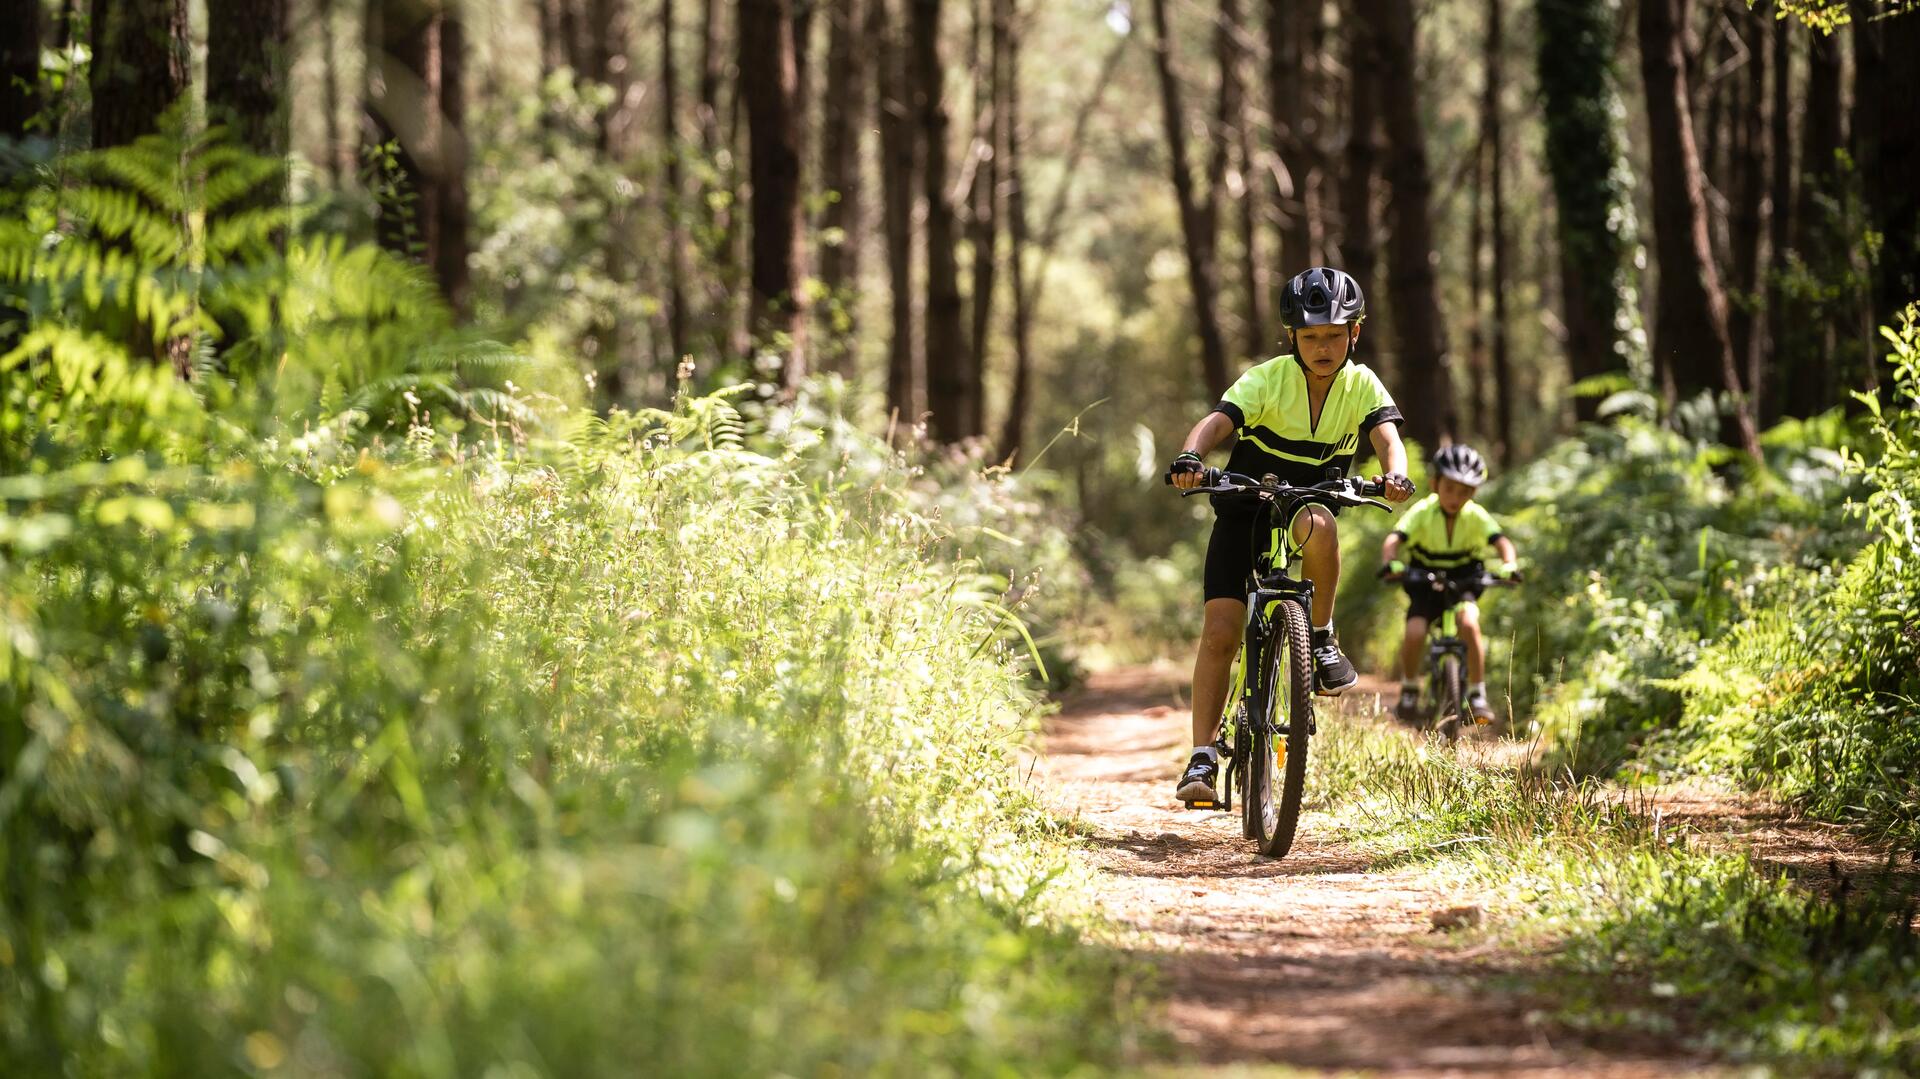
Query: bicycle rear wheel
1249,597,1314,858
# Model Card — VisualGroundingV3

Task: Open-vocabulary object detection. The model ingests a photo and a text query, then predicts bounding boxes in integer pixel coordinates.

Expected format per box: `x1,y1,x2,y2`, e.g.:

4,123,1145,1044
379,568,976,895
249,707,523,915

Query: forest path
1035,665,1725,1077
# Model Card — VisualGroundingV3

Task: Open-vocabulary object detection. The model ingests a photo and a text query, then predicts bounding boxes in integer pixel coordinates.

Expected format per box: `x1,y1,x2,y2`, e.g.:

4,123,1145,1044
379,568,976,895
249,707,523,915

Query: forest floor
1033,664,1892,1077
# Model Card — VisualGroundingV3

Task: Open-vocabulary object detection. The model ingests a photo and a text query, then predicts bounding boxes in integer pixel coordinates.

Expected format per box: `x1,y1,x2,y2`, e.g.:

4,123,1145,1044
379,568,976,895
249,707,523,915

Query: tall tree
1,1,40,140
875,0,919,420
1638,0,1758,454
1851,0,1920,339
1481,0,1513,461
1764,15,1794,420
207,0,289,160
90,0,190,148
663,0,690,364
1536,0,1628,421
964,0,1002,437
740,0,809,385
1782,26,1846,414
1217,0,1264,359
913,0,969,439
365,0,469,312
1365,0,1456,448
1148,0,1230,397
818,0,868,371
1263,0,1316,271
1340,13,1380,361
1726,3,1768,410
998,0,1033,459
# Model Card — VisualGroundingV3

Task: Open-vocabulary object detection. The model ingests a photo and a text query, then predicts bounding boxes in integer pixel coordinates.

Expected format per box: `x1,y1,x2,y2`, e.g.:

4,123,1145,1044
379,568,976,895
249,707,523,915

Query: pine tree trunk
664,0,690,366
740,0,809,386
1366,0,1456,448
998,0,1032,460
1217,0,1264,359
818,0,867,372
1341,15,1380,366
876,0,919,421
1783,25,1844,414
1638,0,1759,455
964,0,1002,437
435,7,469,315
1727,4,1767,412
90,0,190,148
1149,0,1230,398
914,0,969,439
318,0,345,185
2,1,41,140
1484,0,1513,462
1536,0,1628,420
1852,0,1920,346
1264,0,1311,272
1765,15,1794,421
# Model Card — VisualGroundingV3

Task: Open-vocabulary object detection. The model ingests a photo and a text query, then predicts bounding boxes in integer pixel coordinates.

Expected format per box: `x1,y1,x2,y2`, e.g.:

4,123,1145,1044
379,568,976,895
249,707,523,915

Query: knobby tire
1250,598,1313,859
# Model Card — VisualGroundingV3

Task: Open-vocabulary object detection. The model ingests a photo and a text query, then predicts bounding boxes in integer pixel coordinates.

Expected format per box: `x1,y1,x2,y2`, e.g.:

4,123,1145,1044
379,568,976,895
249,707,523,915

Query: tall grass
1,404,1140,1071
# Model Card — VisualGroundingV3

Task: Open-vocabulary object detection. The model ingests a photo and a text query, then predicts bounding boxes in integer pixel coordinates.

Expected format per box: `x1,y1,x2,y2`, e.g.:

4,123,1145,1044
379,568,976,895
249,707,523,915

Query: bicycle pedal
1184,800,1222,811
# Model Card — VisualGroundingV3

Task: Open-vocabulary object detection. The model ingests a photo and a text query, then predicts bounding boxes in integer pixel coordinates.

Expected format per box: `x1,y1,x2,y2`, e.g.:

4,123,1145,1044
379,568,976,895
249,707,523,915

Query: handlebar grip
1163,465,1221,487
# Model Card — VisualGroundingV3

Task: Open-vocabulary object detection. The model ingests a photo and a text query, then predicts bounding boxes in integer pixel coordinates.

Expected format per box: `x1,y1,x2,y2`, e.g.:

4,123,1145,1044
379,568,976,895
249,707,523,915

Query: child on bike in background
1167,267,1415,804
1379,444,1518,724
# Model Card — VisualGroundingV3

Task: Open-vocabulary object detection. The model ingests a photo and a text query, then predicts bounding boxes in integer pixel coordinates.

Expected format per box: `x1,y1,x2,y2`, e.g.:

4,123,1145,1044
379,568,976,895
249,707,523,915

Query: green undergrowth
1309,717,1920,1073
1663,311,1920,842
1,130,1140,1073
0,401,1145,1074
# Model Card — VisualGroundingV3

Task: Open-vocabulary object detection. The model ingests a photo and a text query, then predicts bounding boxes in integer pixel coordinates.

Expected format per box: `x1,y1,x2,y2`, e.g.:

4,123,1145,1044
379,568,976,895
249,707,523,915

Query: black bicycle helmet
1432,444,1488,486
1277,266,1366,329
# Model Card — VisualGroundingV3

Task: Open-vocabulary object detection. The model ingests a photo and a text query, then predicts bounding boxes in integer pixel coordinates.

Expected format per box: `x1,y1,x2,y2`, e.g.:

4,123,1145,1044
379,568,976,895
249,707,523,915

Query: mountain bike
1386,565,1518,741
1168,468,1397,858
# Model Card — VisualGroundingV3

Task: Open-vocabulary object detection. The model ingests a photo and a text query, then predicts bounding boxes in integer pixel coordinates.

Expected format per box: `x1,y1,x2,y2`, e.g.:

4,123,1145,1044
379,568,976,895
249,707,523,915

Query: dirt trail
1037,665,1715,1077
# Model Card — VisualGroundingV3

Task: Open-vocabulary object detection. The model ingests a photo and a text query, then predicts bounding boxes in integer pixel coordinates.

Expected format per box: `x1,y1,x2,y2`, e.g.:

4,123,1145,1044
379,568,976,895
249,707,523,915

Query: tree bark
1782,25,1846,414
1483,0,1513,462
664,0,690,365
876,0,919,421
1366,0,1455,448
207,0,289,163
1264,0,1313,272
964,0,1002,437
1217,0,1264,359
998,0,1032,460
1726,3,1767,412
1852,0,1920,344
1764,14,1793,420
1341,13,1380,365
1,0,40,140
1537,0,1627,420
913,0,969,439
90,0,190,148
1638,0,1758,455
818,0,867,371
740,0,809,386
1149,0,1230,398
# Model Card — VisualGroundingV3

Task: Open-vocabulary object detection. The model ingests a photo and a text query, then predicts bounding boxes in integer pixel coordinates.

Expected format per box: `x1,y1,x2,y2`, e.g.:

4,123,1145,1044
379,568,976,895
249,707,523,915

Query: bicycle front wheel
1250,597,1314,858
1433,654,1468,742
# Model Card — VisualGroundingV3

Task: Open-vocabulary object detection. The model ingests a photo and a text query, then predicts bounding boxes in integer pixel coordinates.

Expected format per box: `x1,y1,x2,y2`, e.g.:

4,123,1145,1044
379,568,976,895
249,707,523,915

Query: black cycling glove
1165,451,1205,484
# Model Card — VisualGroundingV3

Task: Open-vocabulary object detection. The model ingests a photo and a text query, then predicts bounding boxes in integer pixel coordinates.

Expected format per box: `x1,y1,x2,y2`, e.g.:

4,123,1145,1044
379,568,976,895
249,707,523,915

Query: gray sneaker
1312,627,1358,696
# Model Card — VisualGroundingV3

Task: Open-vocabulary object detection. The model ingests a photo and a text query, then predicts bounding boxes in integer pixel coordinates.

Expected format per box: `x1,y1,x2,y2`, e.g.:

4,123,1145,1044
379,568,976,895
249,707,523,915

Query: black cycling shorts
1203,506,1337,602
1403,575,1482,623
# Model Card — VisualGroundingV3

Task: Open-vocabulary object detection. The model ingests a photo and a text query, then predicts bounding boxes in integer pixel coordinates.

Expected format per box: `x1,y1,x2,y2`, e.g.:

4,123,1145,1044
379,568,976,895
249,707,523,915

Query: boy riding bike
1167,267,1414,804
1379,444,1519,724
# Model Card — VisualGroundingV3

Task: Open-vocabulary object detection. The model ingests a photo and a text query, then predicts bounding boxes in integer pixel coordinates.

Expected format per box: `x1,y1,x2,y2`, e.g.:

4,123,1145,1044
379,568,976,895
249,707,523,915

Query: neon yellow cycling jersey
1390,493,1504,569
1213,356,1403,495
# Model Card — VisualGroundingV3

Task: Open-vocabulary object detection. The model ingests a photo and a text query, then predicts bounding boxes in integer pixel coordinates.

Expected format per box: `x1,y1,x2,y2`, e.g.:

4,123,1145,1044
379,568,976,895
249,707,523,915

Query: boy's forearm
1495,537,1517,563
1370,426,1409,476
1381,534,1403,563
1182,411,1236,456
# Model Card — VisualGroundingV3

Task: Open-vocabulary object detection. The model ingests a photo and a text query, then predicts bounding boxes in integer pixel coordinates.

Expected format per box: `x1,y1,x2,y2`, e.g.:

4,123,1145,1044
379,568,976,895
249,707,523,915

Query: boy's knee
1199,620,1242,657
1290,505,1338,549
1403,617,1429,639
1457,603,1482,632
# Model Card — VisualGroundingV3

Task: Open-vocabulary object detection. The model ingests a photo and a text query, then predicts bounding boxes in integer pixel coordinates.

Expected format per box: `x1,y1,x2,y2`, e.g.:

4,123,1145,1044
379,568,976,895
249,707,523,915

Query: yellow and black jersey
1390,493,1504,569
1211,356,1403,499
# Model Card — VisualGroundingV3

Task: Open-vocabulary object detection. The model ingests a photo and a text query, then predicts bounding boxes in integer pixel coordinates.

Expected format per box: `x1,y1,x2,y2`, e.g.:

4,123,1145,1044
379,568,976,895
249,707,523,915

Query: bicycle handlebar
1164,468,1397,512
1389,565,1523,590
